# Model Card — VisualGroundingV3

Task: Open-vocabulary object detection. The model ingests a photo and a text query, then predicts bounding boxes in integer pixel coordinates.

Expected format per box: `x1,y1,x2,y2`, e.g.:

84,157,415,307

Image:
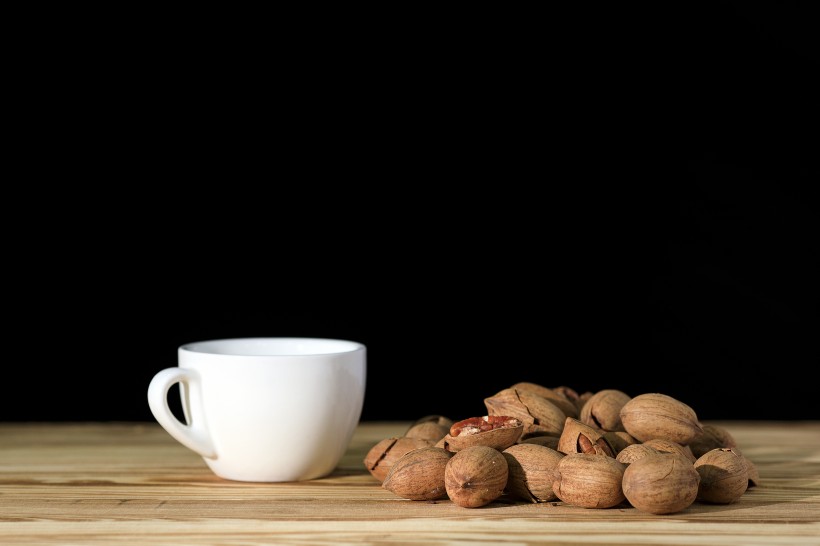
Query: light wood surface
1,421,818,545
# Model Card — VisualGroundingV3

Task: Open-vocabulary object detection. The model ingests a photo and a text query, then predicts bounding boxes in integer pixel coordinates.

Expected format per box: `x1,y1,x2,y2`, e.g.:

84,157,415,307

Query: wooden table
1,421,818,545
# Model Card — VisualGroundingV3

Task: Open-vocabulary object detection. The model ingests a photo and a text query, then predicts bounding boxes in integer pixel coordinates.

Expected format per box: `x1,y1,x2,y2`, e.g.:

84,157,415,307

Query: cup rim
179,337,365,357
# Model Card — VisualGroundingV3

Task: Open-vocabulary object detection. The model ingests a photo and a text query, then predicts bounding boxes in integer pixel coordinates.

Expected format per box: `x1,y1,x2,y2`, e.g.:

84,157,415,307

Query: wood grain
1,421,818,545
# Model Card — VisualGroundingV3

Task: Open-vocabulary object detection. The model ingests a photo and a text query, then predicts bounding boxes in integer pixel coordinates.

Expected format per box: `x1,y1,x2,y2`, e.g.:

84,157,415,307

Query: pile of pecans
363,382,758,513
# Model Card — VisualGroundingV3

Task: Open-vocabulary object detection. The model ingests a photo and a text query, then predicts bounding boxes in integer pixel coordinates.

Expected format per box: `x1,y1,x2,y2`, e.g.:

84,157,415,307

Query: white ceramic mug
147,337,366,482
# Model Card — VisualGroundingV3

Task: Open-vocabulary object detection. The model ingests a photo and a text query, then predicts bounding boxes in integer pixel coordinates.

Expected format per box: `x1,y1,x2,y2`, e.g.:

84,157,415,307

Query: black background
3,2,817,424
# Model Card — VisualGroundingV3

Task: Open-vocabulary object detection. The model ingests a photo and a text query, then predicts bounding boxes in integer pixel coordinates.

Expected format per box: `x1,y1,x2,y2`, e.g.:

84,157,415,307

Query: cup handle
147,368,217,459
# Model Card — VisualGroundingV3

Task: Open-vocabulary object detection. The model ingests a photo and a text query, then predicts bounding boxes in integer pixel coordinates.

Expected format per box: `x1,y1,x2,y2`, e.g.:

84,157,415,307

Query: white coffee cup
147,337,366,482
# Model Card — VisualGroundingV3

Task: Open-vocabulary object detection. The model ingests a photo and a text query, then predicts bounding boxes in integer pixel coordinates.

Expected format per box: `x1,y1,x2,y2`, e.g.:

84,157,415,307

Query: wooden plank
1,421,819,545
